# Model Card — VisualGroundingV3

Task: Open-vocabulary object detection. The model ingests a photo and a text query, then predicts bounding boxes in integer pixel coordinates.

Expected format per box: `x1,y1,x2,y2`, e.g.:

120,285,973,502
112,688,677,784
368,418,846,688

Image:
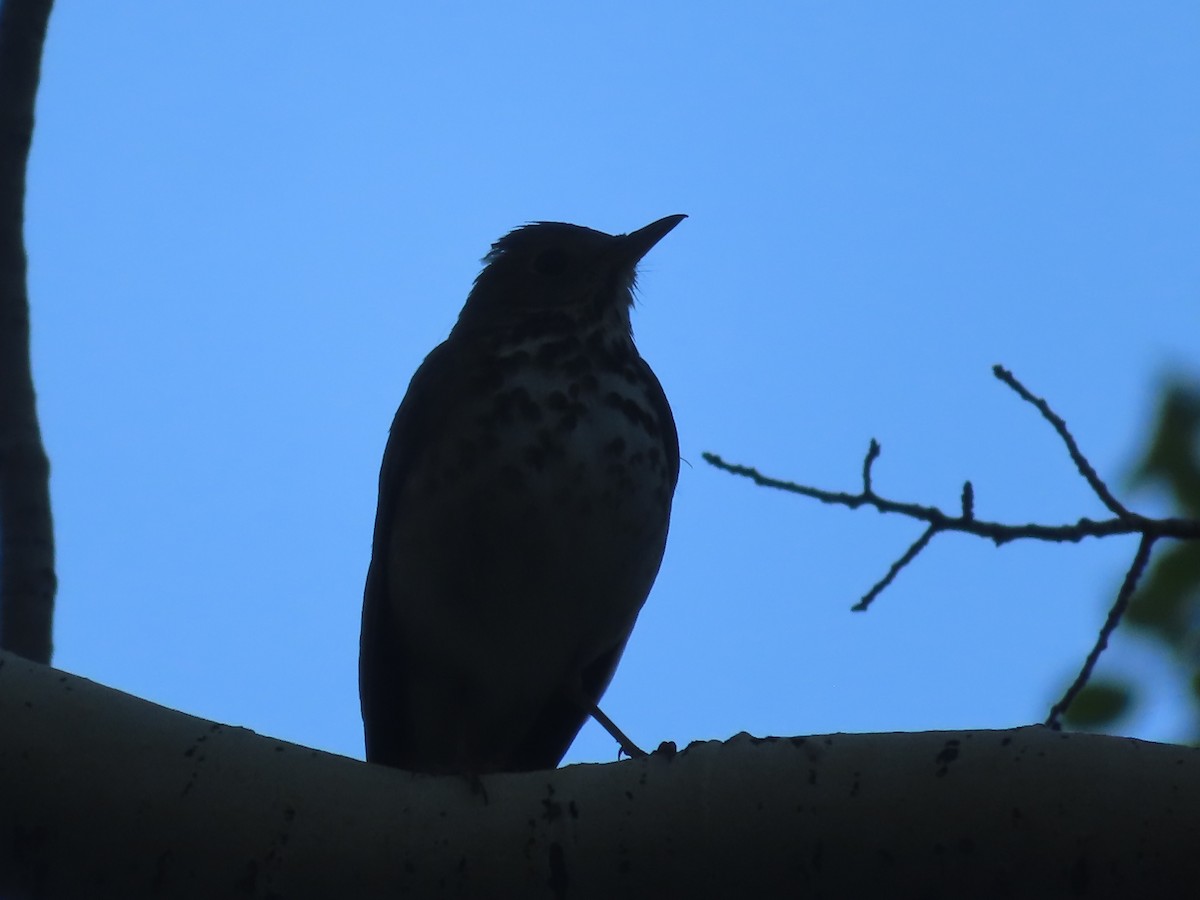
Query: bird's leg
594,704,648,760
566,683,648,759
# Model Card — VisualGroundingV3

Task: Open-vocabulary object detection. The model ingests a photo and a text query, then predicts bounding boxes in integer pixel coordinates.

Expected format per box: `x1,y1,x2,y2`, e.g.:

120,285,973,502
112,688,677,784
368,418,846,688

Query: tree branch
0,0,57,663
702,450,1198,547
2,651,1198,899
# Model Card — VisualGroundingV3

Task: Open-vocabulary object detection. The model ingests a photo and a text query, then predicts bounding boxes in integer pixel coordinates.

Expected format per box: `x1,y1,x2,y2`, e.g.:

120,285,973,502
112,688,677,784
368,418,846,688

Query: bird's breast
392,327,675,645
420,329,673,526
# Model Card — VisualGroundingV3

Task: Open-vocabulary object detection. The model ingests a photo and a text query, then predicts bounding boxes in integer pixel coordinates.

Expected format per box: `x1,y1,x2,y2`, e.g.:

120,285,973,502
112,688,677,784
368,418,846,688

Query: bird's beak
617,214,687,266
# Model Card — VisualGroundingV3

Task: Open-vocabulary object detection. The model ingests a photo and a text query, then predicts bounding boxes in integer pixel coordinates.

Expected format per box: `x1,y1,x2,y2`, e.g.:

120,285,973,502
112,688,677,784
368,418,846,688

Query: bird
359,214,684,774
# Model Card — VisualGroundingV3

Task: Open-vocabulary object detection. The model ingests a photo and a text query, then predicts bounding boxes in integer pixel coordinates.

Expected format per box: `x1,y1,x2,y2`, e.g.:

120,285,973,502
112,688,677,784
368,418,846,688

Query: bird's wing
639,354,682,490
358,339,463,768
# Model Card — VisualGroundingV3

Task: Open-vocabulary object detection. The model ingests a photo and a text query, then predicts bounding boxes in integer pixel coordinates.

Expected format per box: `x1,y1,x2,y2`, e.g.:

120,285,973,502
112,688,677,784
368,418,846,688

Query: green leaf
1062,680,1133,729
1130,381,1200,516
1125,541,1200,643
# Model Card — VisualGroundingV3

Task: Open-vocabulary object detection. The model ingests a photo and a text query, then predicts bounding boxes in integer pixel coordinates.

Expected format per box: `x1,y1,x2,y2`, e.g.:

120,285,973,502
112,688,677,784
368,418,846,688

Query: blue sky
25,3,1200,762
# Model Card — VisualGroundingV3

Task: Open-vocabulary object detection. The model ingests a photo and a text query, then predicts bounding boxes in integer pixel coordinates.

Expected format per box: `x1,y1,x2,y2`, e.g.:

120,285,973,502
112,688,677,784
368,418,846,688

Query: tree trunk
0,0,57,664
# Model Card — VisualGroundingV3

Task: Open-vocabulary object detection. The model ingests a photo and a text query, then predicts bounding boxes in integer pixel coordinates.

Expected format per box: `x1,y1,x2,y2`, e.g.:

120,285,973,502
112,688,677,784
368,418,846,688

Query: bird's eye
532,247,571,277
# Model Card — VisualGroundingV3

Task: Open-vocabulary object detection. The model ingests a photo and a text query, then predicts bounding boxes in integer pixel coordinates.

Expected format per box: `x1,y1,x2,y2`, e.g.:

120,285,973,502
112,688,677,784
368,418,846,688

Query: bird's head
453,215,685,337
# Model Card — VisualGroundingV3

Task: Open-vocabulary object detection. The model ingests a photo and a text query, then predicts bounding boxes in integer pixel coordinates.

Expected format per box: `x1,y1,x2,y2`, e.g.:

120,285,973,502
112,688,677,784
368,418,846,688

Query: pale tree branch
0,0,57,663
2,651,1198,899
704,366,1200,729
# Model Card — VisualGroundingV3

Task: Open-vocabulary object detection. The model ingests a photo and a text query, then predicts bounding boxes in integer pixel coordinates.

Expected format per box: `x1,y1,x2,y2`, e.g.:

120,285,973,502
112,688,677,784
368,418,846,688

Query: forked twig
703,366,1200,726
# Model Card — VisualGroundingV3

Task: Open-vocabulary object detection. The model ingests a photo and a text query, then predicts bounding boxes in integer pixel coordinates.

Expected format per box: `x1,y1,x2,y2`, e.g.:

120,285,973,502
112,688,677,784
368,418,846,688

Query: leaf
1062,680,1133,729
1125,541,1200,643
1130,381,1200,516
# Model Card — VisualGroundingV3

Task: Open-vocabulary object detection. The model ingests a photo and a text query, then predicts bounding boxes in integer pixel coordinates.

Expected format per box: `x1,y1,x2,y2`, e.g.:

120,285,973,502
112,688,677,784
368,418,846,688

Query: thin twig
862,438,880,493
1045,533,1157,729
854,524,939,611
993,365,1133,520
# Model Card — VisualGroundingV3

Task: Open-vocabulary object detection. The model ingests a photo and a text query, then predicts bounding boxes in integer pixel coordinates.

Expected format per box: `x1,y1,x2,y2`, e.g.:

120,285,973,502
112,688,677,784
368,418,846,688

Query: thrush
359,214,684,774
